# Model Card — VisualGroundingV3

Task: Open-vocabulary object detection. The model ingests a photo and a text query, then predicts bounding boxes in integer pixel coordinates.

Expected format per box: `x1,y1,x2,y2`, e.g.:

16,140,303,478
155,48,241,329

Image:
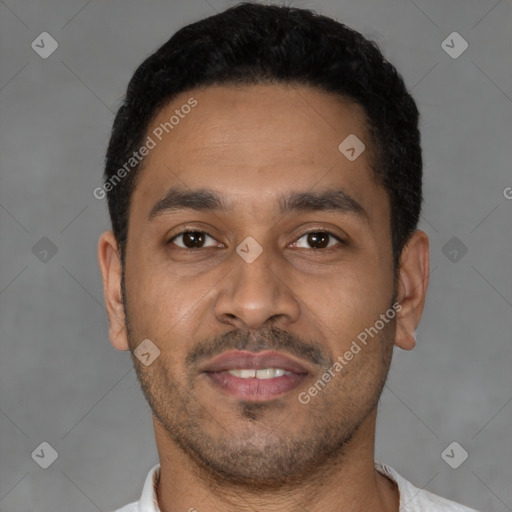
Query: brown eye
169,231,217,249
294,231,344,250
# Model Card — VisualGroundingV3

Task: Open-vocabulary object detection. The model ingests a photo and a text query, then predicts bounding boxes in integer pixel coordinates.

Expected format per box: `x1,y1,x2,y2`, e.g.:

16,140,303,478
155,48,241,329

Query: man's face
121,84,398,484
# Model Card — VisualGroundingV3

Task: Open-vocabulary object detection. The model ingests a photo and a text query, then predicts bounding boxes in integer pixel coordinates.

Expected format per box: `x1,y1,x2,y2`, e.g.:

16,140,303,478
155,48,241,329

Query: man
98,2,479,511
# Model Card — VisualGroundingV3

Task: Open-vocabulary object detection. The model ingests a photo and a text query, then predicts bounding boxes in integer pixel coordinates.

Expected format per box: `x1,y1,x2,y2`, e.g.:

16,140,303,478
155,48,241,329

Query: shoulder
375,461,481,512
410,488,481,512
108,463,161,512
107,501,138,512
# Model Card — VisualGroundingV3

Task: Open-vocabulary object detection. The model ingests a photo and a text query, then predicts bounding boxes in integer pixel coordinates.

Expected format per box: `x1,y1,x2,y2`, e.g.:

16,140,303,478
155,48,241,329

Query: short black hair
103,1,422,270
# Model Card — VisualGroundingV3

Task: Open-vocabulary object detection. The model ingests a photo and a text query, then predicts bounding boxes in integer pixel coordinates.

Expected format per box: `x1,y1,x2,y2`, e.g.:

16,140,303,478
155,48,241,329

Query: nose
214,245,301,331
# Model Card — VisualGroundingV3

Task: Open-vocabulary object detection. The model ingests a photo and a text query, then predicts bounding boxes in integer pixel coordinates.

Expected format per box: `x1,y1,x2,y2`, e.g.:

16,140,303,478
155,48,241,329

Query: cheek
312,260,393,347
125,261,215,354
123,259,175,339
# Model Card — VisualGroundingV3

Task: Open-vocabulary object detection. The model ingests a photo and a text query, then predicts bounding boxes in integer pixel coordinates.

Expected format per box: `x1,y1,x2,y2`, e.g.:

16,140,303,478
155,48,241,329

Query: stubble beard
121,273,395,490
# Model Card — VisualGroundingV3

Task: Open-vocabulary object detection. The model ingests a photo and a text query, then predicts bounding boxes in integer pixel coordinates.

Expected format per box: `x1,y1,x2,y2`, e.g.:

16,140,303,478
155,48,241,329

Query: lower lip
204,371,308,401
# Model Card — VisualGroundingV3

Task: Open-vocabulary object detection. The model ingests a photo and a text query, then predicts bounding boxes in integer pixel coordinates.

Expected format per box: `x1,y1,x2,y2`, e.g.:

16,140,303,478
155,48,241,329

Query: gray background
0,0,511,511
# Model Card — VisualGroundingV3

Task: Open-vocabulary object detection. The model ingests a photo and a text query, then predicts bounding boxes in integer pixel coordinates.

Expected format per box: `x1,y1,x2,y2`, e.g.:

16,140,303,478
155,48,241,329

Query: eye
293,230,345,250
167,229,346,251
168,230,221,250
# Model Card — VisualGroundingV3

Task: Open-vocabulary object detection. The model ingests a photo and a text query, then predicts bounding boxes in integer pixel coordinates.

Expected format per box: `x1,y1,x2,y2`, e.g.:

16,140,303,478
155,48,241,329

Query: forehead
130,83,386,220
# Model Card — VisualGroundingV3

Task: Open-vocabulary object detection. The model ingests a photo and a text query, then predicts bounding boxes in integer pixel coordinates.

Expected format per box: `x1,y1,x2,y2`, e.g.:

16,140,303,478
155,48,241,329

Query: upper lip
200,350,311,374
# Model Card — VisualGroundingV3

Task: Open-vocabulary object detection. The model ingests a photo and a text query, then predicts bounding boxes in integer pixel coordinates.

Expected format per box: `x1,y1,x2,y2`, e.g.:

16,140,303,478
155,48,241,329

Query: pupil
308,232,328,249
180,232,329,249
184,232,204,248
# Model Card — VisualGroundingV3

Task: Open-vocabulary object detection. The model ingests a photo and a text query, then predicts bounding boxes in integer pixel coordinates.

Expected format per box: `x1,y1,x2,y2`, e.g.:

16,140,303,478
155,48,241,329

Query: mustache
185,325,333,370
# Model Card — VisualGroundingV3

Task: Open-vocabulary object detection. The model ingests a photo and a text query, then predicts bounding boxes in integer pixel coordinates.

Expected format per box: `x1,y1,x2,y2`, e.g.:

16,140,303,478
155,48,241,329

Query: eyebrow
148,186,368,222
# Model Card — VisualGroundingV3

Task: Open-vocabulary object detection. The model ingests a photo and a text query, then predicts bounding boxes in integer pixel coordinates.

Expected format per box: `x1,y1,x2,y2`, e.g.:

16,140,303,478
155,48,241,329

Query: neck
153,410,399,512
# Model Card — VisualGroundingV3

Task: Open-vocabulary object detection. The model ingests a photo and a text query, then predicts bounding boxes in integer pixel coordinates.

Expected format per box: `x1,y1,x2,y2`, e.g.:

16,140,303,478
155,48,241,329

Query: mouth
200,350,311,401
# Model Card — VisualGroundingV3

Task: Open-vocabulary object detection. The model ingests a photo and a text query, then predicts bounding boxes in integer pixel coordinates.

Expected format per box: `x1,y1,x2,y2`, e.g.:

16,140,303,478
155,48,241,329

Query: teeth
225,368,292,379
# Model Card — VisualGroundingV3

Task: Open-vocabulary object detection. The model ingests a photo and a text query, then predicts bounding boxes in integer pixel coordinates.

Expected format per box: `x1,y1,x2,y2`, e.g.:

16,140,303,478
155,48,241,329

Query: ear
394,230,430,350
97,231,130,351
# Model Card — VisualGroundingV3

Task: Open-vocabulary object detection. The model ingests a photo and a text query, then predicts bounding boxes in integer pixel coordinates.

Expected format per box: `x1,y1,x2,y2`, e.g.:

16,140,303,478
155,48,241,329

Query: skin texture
98,83,429,512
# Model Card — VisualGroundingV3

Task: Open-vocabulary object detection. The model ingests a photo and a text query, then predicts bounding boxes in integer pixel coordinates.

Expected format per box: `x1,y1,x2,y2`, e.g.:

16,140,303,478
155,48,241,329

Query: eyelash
167,229,347,252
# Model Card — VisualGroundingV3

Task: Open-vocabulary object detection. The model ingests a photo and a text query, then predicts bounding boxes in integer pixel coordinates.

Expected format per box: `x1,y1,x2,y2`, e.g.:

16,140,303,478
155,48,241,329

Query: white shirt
111,460,480,512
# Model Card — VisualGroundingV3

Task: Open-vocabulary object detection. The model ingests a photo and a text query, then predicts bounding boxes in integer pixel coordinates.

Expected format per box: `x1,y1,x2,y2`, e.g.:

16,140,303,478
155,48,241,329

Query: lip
200,350,311,401
199,350,311,374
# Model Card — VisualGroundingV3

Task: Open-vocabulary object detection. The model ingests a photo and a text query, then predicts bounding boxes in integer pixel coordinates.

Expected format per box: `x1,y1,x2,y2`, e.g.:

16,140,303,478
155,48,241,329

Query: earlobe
97,231,130,351
394,230,430,351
